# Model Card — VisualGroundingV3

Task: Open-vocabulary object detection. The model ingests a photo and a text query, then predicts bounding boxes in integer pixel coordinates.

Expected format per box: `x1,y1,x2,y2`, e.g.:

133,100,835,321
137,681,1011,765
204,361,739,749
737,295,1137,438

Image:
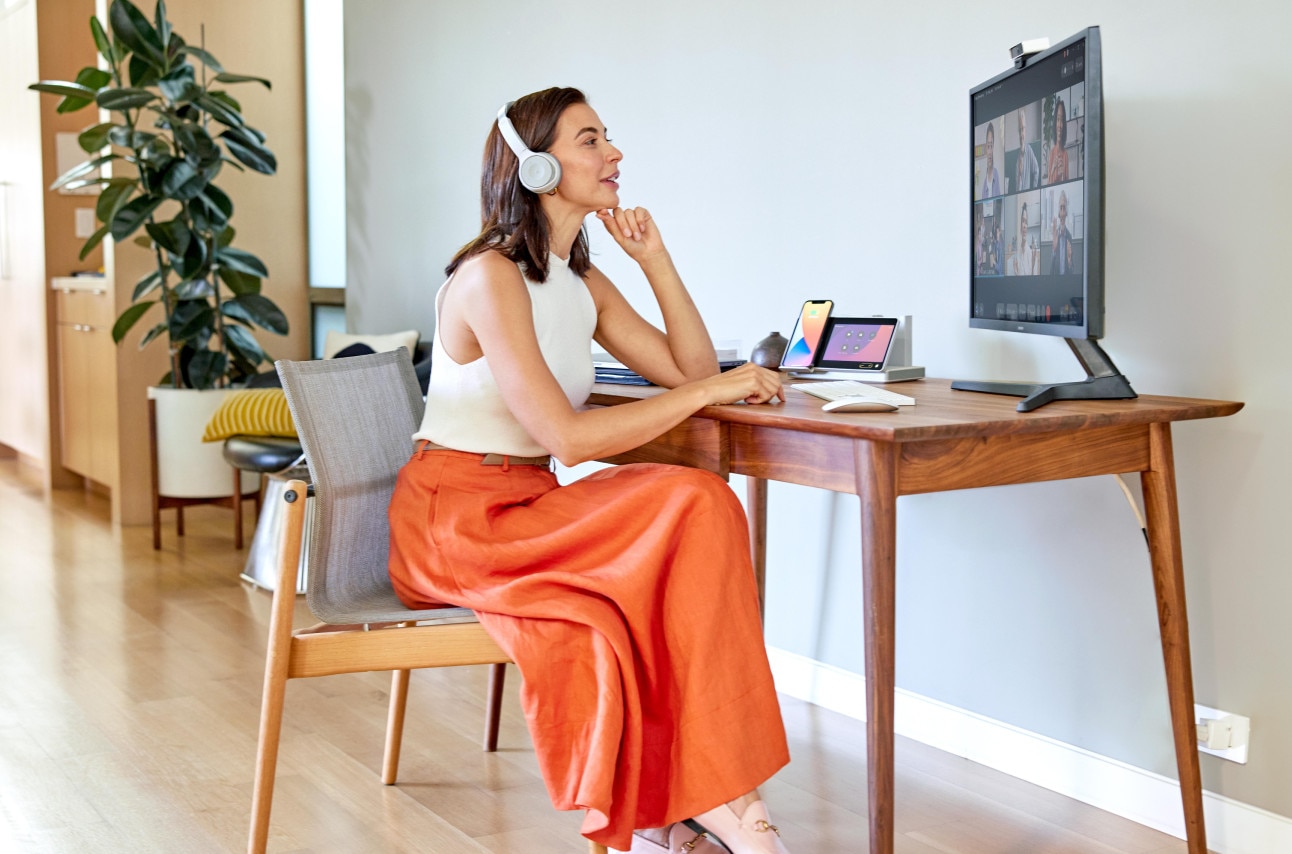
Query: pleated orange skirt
387,448,789,849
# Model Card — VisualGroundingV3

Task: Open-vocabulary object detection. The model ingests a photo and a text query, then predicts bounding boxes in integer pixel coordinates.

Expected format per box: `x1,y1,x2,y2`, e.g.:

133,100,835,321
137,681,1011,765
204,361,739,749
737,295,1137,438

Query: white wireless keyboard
790,380,916,406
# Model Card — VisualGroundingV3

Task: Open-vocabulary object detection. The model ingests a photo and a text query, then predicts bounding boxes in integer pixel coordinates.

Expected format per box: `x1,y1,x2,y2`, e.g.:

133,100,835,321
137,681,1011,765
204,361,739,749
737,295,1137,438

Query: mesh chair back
276,350,463,624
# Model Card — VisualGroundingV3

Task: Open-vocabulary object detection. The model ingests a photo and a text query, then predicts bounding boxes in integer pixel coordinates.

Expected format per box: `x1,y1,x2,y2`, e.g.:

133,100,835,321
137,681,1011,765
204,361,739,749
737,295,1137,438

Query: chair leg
176,505,185,537
484,662,506,752
382,668,412,785
249,481,309,854
233,467,244,550
589,842,608,853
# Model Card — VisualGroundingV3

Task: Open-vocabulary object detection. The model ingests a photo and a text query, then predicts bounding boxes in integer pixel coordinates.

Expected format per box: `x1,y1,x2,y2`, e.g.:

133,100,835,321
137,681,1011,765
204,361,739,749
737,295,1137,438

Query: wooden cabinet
52,277,117,487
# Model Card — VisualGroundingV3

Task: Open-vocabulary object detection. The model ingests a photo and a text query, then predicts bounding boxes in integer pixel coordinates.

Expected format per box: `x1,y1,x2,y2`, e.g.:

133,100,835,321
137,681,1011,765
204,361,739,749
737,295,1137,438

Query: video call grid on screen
971,38,1088,326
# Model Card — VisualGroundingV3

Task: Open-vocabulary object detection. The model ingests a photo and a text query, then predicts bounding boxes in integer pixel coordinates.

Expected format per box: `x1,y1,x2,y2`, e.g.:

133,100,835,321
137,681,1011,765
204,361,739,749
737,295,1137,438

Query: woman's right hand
686,362,784,406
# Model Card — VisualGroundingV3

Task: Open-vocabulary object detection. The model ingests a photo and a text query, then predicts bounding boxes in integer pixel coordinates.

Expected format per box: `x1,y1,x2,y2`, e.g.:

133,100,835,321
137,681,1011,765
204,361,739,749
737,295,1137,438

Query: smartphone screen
779,300,834,369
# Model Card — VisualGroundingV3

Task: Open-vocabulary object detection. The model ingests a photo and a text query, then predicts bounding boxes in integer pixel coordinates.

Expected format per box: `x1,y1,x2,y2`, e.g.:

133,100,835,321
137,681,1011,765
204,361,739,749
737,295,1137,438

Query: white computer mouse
821,397,900,413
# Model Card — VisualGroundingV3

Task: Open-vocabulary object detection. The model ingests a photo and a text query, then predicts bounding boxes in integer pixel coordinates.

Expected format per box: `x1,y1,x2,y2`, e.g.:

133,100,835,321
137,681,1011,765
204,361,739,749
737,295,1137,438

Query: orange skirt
387,448,789,849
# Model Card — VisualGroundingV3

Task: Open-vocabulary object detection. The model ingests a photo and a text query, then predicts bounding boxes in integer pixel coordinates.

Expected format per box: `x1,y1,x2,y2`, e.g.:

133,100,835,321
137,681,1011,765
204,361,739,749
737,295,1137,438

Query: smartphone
779,299,834,370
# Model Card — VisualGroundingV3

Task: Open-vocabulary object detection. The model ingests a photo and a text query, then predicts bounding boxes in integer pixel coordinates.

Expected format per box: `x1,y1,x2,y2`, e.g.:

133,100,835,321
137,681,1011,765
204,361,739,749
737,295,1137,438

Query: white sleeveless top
414,252,597,457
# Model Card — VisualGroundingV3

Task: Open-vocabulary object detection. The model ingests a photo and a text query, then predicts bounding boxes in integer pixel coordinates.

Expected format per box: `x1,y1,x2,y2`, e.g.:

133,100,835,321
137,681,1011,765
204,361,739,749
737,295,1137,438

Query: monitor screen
970,27,1103,339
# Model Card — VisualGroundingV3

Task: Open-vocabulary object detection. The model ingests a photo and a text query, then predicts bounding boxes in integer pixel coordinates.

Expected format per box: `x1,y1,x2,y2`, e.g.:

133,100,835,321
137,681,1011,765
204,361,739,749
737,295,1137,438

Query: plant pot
148,386,258,498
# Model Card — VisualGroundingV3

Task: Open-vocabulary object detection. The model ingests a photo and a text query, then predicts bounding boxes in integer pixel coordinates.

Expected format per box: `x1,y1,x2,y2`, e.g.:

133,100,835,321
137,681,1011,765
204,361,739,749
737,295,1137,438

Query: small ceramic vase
749,331,789,369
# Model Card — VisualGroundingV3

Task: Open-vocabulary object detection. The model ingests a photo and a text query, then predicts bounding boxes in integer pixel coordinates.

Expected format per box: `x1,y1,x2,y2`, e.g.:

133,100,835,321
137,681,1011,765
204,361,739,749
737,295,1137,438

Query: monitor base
951,338,1137,412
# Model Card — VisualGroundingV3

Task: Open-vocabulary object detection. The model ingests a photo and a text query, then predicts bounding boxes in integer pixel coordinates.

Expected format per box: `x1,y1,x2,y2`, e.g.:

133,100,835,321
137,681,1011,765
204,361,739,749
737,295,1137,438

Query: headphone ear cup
519,151,561,194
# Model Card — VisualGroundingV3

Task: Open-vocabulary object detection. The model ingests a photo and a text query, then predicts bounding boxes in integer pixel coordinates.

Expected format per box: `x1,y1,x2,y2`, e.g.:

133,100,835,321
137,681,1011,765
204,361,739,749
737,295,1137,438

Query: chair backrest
276,349,431,624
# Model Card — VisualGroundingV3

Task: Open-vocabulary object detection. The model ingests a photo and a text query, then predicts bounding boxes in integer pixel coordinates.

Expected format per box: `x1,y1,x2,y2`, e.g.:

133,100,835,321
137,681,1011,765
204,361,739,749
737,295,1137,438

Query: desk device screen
816,318,897,371
956,26,1135,412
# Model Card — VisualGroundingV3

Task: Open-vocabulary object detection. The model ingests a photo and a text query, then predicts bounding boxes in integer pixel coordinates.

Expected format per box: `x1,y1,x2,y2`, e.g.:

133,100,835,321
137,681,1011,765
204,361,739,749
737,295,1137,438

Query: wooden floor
0,458,1192,853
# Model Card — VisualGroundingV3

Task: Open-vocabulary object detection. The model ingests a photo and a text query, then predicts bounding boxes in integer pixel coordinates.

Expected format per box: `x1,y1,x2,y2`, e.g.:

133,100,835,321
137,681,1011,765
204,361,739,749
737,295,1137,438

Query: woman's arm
590,206,718,386
443,252,781,467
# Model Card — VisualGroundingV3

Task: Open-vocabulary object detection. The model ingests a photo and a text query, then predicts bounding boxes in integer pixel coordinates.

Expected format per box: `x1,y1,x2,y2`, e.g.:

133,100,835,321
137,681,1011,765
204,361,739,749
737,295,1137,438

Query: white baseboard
766,646,1292,854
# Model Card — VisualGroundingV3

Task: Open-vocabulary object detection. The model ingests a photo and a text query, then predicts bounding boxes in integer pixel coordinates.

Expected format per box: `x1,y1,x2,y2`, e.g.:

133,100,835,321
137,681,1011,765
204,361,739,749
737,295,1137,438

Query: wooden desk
589,378,1242,854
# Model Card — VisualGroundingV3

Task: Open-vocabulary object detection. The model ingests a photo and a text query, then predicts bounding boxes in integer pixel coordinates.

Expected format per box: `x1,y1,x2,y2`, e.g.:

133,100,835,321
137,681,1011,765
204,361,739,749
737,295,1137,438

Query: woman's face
546,103,623,211
1055,103,1066,144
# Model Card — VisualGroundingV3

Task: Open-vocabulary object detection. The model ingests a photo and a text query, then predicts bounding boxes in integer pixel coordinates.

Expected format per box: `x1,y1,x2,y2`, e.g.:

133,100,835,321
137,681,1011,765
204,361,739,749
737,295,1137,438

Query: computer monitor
954,26,1136,412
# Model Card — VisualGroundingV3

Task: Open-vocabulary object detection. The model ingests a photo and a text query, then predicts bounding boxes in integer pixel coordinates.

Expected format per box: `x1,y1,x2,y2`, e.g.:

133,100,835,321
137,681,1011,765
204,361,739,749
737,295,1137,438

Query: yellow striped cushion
201,388,297,442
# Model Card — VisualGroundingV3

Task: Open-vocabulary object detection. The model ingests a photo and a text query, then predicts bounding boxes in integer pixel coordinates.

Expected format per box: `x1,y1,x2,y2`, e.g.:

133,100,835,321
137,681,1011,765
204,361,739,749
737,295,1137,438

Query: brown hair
446,87,591,283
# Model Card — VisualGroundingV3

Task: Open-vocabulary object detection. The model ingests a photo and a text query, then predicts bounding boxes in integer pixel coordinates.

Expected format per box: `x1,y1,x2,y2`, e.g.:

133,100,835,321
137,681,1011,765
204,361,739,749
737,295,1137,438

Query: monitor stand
951,337,1137,412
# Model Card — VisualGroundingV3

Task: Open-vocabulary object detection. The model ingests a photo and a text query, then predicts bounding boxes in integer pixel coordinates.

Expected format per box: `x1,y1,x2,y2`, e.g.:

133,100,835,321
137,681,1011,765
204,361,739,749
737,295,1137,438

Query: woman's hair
1054,98,1067,146
446,87,591,283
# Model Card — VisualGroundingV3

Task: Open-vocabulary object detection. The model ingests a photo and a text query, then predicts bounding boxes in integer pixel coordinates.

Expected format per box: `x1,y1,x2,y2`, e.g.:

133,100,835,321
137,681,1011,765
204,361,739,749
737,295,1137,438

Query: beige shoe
612,822,727,853
693,800,790,854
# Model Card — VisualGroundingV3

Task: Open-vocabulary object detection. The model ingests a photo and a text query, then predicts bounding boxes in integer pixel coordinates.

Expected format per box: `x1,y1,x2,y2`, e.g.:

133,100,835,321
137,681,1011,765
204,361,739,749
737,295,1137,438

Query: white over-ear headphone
496,101,561,194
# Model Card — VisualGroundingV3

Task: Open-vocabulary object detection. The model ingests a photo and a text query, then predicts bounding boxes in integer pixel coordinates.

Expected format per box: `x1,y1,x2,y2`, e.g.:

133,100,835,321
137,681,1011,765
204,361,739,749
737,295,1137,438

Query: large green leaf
160,159,207,201
128,53,161,89
56,67,114,113
153,0,171,55
60,177,112,193
29,81,96,99
169,119,218,161
215,246,267,278
144,217,191,256
109,0,166,67
173,278,214,300
51,153,117,191
90,16,116,66
200,184,233,221
216,266,259,296
109,194,164,241
78,122,117,152
158,64,198,104
131,269,163,301
111,300,156,345
76,67,113,89
79,224,111,261
170,300,215,342
170,234,208,280
223,294,287,335
224,324,267,365
97,88,157,111
195,92,243,127
185,348,228,390
138,320,168,349
220,126,276,175
205,90,241,115
214,71,271,90
181,45,224,74
95,178,136,223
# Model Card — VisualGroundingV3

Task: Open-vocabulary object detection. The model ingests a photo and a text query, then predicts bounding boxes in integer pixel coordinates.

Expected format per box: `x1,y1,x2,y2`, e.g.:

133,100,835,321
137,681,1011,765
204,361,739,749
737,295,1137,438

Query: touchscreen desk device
781,313,925,382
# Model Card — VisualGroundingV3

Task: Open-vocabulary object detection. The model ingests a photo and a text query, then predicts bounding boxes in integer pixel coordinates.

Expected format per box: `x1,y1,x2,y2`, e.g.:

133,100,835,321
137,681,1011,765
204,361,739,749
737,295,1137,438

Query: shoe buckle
682,831,709,851
753,819,780,836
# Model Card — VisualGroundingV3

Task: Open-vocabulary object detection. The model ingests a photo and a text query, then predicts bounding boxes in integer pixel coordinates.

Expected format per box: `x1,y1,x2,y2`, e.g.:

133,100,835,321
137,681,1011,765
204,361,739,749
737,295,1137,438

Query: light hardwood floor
0,458,1193,853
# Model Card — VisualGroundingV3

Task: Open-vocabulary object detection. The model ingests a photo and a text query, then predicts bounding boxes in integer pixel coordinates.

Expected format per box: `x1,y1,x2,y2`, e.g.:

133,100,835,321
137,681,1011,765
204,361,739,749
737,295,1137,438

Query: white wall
0,0,48,461
343,0,1292,819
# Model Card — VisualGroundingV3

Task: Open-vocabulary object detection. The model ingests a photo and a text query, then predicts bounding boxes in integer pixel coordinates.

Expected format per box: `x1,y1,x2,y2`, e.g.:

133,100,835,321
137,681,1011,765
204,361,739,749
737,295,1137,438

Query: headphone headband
496,100,561,194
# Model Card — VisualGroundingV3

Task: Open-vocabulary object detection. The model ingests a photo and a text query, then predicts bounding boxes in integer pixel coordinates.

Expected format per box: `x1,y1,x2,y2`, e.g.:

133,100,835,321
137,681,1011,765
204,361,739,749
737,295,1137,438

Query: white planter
148,386,259,499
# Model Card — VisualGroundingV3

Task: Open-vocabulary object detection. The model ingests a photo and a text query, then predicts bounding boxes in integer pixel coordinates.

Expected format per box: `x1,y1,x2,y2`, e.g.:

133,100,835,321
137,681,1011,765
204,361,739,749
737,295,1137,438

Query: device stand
951,337,1136,412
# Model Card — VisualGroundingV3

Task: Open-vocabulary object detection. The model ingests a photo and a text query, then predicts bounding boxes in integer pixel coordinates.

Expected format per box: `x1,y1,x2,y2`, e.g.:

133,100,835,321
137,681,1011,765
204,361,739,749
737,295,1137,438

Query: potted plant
31,0,289,502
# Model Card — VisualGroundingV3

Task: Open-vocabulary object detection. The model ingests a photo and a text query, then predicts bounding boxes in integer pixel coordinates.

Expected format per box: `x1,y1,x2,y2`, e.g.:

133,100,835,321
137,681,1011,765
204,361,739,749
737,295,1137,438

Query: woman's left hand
596,206,666,264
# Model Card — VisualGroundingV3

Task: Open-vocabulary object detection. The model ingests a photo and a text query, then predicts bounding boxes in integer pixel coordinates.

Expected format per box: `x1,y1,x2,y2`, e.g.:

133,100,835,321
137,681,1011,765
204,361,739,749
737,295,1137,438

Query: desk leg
747,476,769,621
855,440,897,854
1142,423,1207,853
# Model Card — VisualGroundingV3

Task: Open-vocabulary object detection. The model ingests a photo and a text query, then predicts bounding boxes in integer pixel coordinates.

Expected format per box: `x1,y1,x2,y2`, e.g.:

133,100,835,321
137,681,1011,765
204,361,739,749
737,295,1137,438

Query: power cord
1112,473,1149,549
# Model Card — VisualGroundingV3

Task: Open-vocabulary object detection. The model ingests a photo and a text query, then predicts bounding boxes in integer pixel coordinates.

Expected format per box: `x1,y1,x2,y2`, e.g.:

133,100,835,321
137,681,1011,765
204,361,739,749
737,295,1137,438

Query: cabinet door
87,323,118,487
57,322,93,477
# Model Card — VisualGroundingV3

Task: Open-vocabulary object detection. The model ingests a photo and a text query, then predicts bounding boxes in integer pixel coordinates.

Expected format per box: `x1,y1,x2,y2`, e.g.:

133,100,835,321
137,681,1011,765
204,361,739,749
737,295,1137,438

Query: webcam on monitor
1010,37,1050,67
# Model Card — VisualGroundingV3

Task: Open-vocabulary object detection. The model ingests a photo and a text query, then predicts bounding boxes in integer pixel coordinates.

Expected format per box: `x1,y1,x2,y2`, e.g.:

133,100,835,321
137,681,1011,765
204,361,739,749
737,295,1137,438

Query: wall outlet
74,208,96,239
1195,703,1250,764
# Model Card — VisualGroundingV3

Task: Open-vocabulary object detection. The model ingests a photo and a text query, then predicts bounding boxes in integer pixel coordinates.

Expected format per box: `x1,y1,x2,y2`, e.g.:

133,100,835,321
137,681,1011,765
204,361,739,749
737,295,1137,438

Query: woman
1046,97,1069,185
387,87,792,854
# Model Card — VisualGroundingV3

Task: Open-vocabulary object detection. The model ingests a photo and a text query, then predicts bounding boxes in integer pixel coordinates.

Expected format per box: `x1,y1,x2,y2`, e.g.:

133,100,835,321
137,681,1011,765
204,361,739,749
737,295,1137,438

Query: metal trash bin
241,465,311,593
